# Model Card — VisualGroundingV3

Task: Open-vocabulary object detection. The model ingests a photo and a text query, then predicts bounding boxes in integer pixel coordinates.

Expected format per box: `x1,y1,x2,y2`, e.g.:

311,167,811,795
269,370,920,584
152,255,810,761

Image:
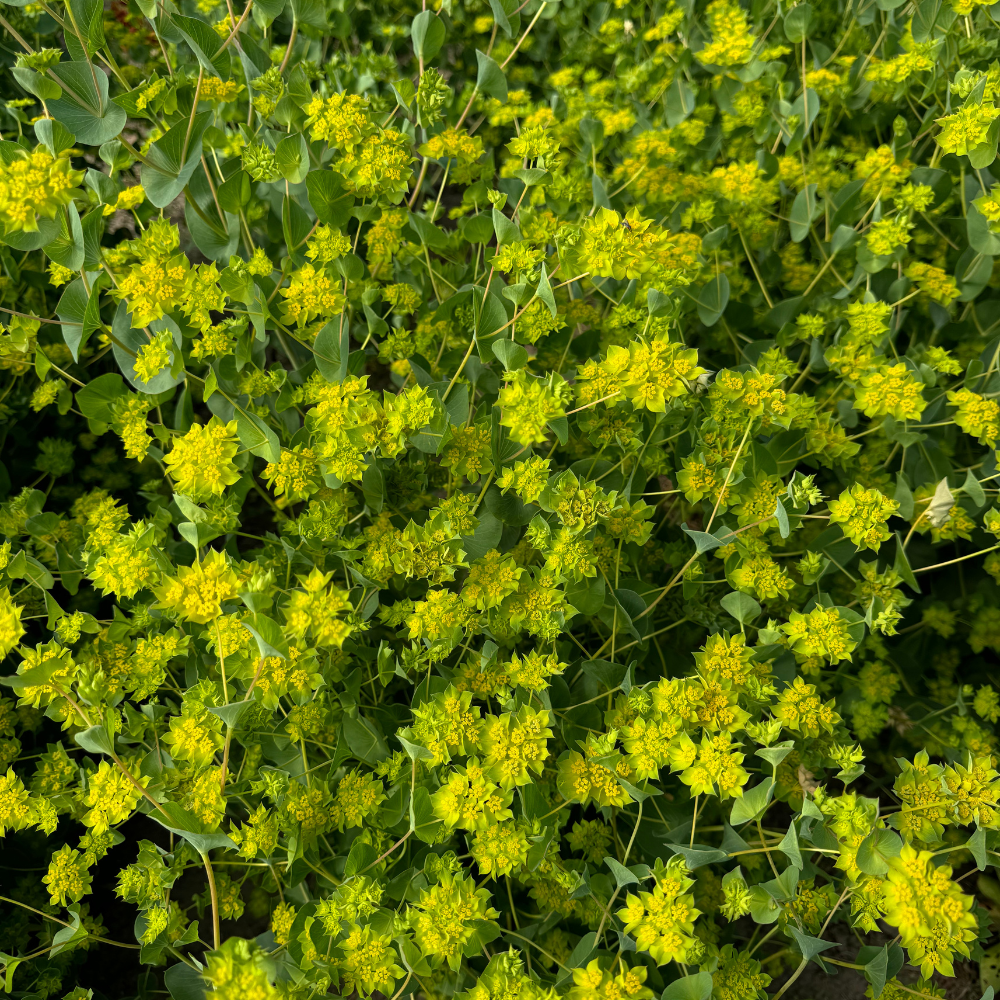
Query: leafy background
3,0,1000,998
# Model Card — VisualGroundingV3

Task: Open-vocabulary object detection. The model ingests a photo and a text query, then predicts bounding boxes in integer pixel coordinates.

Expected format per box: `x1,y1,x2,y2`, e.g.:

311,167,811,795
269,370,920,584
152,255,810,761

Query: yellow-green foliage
2,0,1000,998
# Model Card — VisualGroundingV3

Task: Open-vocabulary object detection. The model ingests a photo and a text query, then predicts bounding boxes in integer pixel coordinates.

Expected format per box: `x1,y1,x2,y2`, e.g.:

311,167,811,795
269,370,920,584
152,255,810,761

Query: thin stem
279,19,298,73
201,851,221,950
499,2,546,69
913,543,1000,574
0,895,140,949
219,0,253,51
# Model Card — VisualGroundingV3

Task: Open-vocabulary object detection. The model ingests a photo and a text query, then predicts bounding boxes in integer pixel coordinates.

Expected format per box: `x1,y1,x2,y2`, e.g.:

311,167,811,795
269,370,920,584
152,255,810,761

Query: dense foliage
7,0,1000,997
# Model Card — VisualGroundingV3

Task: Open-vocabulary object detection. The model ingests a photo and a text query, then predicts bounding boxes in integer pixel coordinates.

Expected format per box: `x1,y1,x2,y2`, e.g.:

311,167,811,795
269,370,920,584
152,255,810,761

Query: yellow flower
153,549,240,623
948,387,1000,446
935,103,1000,155
828,483,899,551
102,184,146,216
854,363,926,421
698,0,755,66
0,146,83,234
773,676,842,736
279,263,347,331
80,760,149,834
618,859,701,965
330,769,385,831
470,820,531,878
133,329,173,383
263,445,322,502
43,844,93,906
164,417,241,501
0,587,25,658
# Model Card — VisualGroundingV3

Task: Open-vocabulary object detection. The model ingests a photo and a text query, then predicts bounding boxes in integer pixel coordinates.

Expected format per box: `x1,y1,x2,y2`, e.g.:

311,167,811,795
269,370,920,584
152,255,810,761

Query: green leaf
492,339,528,371
968,205,1000,256
755,741,794,770
306,170,355,227
963,468,987,507
604,857,640,888
173,14,226,74
73,724,114,755
969,826,987,871
217,170,251,213
412,11,446,62
343,714,391,766
391,77,415,110
314,316,350,382
720,590,761,624
0,217,58,253
205,700,253,729
969,118,1000,169
241,614,288,660
75,372,125,422
396,732,435,761
13,66,62,102
111,305,185,394
783,2,815,40
647,287,672,317
748,885,781,924
49,62,126,144
476,49,508,102
892,533,920,593
863,945,889,999
275,132,309,184
49,910,88,957
410,785,444,841
290,0,326,27
492,206,521,245
44,202,84,271
462,212,494,243
831,224,859,255
141,111,214,209
6,551,55,590
185,202,238,263
536,262,557,317
778,822,802,868
487,0,519,36
790,184,818,243
788,925,834,962
164,962,207,1000
591,173,611,211
681,523,737,553
252,0,285,20
730,779,774,825
664,77,695,127
894,474,914,520
661,973,713,1000
474,285,510,362
696,273,729,326
856,828,902,876
34,118,76,157
152,802,238,854
773,496,790,538
565,932,596,971
579,117,604,150
344,840,379,876
665,843,728,869
236,409,281,463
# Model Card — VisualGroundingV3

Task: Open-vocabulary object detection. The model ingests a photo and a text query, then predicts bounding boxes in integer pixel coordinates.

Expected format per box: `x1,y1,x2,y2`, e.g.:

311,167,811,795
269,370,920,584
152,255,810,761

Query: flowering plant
3,0,1000,998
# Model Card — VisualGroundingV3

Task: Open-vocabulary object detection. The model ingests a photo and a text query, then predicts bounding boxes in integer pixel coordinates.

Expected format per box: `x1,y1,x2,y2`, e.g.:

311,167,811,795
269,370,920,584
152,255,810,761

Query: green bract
4,0,1000,998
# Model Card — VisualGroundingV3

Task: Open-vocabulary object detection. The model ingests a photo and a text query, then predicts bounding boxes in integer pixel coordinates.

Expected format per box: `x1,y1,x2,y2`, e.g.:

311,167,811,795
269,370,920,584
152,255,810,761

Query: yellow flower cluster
828,483,899,551
0,146,82,234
